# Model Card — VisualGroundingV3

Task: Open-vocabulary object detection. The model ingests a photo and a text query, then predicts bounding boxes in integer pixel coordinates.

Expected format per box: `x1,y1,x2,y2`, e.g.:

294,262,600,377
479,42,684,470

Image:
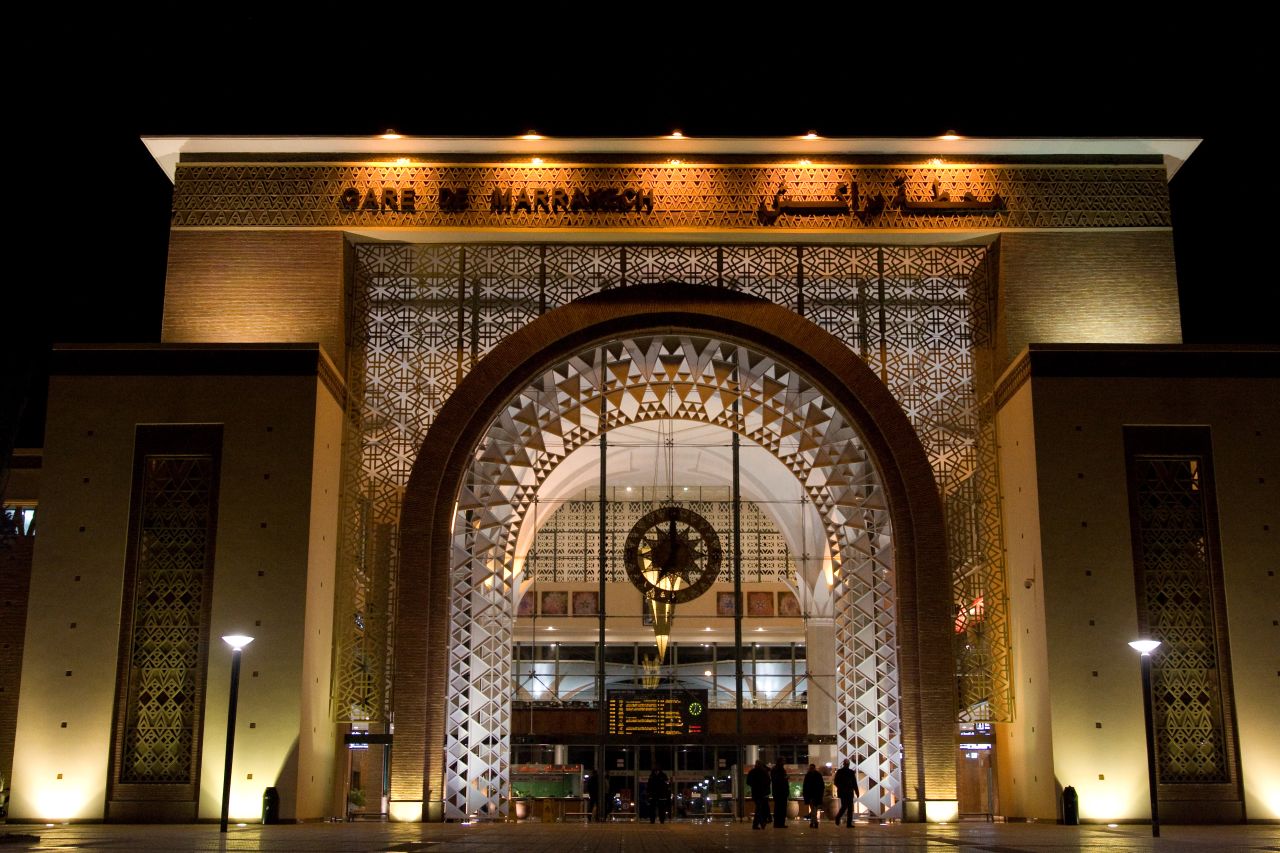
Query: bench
608,811,637,822
563,811,592,822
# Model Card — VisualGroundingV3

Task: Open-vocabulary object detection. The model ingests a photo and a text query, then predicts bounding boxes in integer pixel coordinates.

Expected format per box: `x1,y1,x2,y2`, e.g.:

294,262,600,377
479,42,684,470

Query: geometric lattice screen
529,497,795,584
1130,456,1233,785
336,242,1011,730
119,455,215,784
452,334,895,819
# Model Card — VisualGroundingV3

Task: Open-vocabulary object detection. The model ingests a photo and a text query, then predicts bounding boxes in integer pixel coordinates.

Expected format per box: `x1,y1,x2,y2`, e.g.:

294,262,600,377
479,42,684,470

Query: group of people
745,758,861,829
643,757,862,827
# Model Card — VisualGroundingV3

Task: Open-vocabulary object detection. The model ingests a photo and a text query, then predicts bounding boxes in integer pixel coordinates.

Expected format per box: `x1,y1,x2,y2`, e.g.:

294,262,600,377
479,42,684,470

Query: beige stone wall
295,389,342,818
1014,366,1278,822
996,233,1181,371
993,382,1059,820
10,357,341,822
163,232,348,370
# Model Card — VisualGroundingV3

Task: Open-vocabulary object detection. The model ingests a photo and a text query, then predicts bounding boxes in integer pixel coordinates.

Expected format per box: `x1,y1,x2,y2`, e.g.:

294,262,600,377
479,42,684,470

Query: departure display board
607,690,707,737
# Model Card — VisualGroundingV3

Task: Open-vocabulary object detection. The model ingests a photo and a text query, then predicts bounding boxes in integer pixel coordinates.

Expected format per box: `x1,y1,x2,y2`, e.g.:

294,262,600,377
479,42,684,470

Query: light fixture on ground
1129,639,1161,838
220,634,254,833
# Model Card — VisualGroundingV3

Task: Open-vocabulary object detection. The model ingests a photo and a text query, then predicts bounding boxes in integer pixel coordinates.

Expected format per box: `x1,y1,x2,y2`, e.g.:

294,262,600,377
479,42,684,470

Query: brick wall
997,232,1181,370
163,231,348,370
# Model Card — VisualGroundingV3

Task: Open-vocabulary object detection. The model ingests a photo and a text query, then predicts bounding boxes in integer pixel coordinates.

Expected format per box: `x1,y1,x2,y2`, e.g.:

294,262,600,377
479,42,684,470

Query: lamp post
220,634,254,833
1128,639,1161,838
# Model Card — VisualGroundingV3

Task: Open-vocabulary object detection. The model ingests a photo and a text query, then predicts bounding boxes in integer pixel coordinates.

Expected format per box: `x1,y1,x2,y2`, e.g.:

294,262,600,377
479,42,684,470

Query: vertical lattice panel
120,456,214,784
1131,457,1231,784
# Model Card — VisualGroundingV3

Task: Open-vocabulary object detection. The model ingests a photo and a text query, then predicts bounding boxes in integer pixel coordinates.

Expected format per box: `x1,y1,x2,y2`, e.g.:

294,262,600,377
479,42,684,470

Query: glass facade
513,642,807,709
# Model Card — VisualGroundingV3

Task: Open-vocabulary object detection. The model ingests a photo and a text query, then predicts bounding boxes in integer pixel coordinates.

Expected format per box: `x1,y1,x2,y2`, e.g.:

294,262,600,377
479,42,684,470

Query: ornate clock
623,506,722,604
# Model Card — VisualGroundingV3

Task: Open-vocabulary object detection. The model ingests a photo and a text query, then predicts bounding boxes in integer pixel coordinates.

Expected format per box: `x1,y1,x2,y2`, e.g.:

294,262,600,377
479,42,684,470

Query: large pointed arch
391,283,956,821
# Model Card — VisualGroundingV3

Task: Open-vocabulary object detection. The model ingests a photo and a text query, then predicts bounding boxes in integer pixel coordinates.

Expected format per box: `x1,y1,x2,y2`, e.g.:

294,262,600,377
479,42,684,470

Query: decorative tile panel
173,163,1170,230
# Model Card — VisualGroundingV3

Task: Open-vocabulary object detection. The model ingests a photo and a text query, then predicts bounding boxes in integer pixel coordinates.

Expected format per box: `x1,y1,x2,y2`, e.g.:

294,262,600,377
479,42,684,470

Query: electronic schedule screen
607,689,707,737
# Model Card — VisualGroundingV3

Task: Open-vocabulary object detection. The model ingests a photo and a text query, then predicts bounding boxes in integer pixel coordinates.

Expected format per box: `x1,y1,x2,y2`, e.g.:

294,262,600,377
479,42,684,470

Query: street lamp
1128,639,1161,838
220,634,254,833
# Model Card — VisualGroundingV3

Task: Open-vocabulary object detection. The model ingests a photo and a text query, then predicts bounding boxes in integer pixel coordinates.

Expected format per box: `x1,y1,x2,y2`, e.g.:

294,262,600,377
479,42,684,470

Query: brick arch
392,283,956,821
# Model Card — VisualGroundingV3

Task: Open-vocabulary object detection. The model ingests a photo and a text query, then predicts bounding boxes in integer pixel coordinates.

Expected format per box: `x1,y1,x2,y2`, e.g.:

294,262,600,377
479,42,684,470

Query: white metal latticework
448,335,895,817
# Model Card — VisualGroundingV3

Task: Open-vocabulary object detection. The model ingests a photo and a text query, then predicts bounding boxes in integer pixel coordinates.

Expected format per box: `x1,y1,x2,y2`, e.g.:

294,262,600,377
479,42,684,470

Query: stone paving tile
2,820,1278,853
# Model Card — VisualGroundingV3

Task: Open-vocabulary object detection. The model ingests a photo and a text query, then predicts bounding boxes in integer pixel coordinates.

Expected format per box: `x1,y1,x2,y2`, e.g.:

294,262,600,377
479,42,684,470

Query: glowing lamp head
939,130,962,141
1128,639,1161,655
520,131,544,140
222,634,255,651
803,131,820,140
379,129,403,140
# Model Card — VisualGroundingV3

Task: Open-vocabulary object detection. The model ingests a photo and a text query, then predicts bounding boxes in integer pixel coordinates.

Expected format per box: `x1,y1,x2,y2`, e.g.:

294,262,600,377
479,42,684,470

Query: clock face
623,506,722,604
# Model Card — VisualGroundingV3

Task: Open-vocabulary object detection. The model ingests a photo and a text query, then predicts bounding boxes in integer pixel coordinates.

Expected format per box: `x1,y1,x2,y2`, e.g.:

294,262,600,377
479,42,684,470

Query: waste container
262,786,281,824
1062,785,1079,825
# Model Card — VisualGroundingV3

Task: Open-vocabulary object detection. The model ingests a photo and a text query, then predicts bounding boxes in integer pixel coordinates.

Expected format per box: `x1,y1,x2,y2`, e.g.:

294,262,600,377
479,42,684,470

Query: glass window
559,645,596,661
675,644,713,664
604,644,636,665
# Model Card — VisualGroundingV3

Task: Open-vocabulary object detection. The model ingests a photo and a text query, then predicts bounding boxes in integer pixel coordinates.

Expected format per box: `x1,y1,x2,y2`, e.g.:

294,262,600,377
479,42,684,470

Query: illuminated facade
2,136,1276,826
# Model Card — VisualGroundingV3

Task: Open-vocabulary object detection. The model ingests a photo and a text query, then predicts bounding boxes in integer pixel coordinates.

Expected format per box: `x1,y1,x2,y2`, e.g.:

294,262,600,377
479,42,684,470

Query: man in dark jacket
832,758,859,827
647,766,671,824
802,763,824,828
746,758,771,829
770,761,789,828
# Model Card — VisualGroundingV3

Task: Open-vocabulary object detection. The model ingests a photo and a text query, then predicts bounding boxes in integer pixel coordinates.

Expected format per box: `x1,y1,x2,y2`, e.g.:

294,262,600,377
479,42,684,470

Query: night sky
3,12,1269,457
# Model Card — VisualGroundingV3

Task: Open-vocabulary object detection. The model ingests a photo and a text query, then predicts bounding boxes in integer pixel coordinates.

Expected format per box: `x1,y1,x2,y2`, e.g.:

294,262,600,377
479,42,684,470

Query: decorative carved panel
109,425,221,811
529,498,794,584
173,163,1170,230
336,242,1012,814
1126,429,1242,795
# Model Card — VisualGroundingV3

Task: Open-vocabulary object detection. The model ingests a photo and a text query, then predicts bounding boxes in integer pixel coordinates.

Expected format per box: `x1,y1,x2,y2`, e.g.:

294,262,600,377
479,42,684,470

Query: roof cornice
142,136,1201,184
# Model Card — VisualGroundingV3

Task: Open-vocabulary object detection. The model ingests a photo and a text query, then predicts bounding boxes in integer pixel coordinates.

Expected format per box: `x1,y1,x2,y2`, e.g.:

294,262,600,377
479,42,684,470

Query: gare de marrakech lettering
337,184,656,214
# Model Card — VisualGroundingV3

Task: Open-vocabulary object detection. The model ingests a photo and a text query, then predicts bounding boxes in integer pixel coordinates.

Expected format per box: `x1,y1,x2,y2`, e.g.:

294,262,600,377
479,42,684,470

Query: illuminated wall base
925,800,960,823
389,799,424,822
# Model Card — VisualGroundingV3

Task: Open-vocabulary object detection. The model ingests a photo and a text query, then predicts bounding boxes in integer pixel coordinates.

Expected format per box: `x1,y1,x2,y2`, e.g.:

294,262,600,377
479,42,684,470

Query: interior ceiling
516,419,824,563
513,420,826,645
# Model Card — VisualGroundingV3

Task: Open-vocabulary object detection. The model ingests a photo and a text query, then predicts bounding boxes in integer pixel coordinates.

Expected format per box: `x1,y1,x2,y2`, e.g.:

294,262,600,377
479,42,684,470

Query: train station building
2,135,1276,825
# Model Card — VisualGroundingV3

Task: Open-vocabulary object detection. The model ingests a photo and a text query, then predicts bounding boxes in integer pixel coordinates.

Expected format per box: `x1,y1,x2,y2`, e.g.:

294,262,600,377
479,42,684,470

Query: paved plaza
3,819,1278,852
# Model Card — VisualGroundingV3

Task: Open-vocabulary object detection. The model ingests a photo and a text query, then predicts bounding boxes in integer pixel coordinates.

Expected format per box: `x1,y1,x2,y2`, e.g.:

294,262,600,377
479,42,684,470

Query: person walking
832,758,860,827
746,758,771,829
770,761,789,828
647,766,671,824
802,763,824,828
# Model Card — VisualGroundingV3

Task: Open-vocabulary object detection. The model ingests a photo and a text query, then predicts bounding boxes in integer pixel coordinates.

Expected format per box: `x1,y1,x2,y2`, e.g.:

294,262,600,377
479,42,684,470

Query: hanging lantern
648,594,675,661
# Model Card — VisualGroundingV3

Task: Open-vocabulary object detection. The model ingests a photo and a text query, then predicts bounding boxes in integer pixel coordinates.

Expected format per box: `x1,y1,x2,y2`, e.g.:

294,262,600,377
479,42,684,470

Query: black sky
3,12,1270,454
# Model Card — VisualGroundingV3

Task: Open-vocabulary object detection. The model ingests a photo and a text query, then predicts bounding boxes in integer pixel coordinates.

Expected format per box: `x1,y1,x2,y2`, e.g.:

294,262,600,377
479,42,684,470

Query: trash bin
262,786,280,824
1062,785,1079,825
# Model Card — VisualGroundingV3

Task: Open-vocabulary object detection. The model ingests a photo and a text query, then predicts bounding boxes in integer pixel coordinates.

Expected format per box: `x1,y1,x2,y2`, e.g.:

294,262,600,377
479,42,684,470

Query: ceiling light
670,130,684,139
520,131,544,140
939,130,962,141
803,131,820,140
379,129,403,140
